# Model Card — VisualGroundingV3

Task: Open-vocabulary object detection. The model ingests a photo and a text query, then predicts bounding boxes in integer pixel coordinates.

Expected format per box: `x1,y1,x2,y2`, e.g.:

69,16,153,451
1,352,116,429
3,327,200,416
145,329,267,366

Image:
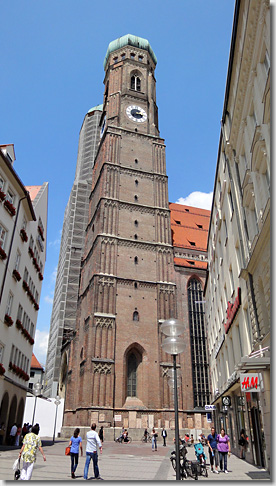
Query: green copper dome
103,34,157,69
88,104,103,114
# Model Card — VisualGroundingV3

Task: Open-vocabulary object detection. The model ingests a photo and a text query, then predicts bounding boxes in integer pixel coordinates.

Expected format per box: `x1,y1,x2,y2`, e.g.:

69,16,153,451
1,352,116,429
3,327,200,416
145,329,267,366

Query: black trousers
163,436,166,446
70,452,79,473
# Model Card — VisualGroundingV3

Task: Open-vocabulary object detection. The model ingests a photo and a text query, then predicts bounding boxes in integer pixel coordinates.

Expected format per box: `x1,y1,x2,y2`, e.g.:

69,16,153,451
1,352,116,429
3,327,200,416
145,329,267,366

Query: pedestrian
151,428,158,451
83,423,103,480
99,426,104,443
190,434,194,444
9,423,17,445
0,422,5,445
15,424,22,446
238,429,248,459
162,427,167,446
144,428,149,441
69,427,83,479
207,427,219,474
18,424,46,480
217,428,231,474
22,423,28,438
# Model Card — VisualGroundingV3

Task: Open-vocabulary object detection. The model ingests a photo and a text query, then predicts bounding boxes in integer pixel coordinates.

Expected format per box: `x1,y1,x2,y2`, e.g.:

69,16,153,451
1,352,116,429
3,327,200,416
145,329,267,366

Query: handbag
65,446,71,456
13,458,20,480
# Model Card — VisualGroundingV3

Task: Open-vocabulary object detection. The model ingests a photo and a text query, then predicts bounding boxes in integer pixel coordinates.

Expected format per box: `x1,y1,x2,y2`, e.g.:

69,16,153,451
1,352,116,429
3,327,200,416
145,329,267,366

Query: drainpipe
0,195,28,305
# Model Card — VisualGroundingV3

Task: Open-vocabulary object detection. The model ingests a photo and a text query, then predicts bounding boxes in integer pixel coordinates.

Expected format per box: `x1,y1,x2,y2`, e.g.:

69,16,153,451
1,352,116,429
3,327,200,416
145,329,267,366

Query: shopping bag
65,446,71,456
13,458,20,480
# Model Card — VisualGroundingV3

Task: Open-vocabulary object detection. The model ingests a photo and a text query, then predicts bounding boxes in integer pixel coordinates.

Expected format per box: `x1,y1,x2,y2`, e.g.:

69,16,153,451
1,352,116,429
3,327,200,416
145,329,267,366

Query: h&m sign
240,373,261,393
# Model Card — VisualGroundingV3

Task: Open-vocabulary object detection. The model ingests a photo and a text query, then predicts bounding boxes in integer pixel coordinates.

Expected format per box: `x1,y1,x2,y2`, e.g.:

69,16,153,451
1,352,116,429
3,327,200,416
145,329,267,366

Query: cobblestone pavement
0,438,270,482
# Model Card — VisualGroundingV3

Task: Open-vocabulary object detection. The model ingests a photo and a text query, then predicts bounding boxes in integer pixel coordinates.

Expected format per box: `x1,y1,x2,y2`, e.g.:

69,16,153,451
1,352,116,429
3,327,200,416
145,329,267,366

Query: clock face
126,105,147,123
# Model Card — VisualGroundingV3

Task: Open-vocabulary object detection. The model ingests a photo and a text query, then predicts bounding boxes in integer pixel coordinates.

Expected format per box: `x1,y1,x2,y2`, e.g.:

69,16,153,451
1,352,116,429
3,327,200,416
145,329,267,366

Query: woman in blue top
69,428,83,478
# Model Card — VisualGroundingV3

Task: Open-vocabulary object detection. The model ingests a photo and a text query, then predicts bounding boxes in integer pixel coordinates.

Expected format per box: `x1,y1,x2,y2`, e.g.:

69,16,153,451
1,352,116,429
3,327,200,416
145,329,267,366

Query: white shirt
10,425,17,436
86,430,102,453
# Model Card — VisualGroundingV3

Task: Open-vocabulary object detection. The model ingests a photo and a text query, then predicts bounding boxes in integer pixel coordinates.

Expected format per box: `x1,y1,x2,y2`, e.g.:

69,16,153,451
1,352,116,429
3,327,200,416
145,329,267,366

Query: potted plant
20,228,28,242
4,314,13,327
16,319,23,330
0,247,7,260
0,189,5,201
3,199,16,216
12,269,21,281
0,363,5,375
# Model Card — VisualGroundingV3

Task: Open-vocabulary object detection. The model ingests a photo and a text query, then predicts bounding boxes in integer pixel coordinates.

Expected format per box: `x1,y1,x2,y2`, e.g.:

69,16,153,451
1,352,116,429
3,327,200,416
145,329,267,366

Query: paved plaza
0,438,270,482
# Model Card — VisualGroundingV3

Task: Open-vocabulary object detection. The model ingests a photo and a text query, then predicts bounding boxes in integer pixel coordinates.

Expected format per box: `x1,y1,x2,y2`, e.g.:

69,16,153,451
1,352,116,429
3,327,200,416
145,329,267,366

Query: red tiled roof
170,202,210,251
25,186,42,202
31,353,43,369
173,257,208,269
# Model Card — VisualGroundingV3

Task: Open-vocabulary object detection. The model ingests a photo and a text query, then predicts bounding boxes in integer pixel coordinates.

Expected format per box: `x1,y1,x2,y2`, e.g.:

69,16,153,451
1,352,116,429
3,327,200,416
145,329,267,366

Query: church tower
64,35,179,431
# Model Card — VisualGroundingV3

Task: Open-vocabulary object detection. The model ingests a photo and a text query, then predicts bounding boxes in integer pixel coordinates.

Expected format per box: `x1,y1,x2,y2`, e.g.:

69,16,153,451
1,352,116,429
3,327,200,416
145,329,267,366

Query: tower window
134,220,138,227
113,57,118,64
134,282,138,288
134,256,138,264
127,353,137,396
134,195,138,201
134,234,138,240
138,55,143,62
131,75,141,92
130,53,135,59
135,159,138,164
121,53,125,60
133,311,139,321
135,180,139,186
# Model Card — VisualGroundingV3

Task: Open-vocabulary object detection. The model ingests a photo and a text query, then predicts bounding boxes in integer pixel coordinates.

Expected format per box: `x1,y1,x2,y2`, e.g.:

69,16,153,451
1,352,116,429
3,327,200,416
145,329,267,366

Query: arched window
127,353,137,396
133,311,139,321
131,75,141,92
134,256,138,264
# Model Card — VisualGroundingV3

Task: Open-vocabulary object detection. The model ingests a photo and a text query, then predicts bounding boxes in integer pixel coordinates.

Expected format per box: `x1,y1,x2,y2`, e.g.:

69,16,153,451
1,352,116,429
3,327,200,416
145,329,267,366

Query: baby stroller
194,442,208,477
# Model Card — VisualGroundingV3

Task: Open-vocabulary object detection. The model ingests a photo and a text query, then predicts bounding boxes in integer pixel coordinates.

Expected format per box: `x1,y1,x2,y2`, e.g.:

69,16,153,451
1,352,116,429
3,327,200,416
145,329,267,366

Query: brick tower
64,35,183,432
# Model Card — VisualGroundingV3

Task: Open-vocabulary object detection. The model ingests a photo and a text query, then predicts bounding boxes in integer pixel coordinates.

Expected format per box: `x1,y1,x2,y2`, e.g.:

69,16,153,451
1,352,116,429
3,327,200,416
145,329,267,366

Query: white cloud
175,191,213,210
51,266,57,283
33,330,49,367
44,295,53,305
49,238,61,248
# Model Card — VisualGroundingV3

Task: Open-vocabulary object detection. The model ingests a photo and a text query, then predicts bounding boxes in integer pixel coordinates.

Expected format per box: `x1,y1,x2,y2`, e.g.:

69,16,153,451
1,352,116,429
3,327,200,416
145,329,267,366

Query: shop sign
224,287,241,334
240,373,261,393
114,414,122,422
205,405,216,410
222,396,231,406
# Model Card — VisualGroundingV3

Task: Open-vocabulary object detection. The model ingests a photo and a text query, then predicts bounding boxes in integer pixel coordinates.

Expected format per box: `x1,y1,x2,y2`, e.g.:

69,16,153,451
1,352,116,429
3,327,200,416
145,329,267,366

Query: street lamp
32,382,42,425
161,318,185,481
53,395,61,443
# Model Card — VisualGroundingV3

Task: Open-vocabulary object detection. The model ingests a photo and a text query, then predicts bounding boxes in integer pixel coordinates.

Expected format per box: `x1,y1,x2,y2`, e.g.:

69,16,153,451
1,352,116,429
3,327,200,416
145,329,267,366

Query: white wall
23,396,64,438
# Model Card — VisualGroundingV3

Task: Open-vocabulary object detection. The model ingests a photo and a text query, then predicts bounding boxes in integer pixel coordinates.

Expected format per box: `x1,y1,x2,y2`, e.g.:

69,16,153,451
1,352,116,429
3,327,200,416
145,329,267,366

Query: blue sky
0,0,235,364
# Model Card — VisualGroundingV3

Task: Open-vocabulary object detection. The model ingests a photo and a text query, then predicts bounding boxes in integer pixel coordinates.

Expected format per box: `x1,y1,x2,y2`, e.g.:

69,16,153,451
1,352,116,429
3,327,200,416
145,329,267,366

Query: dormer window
113,57,118,64
131,75,141,92
130,53,135,59
138,55,143,62
121,53,125,60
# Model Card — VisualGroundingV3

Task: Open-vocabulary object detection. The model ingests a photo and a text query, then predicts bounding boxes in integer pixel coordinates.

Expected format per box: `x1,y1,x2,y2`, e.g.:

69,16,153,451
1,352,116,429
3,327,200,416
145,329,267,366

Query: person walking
239,429,248,459
217,428,231,474
15,424,22,446
18,424,46,480
162,428,167,447
151,428,158,451
207,427,219,474
83,423,103,480
99,426,104,444
9,423,17,445
69,427,83,479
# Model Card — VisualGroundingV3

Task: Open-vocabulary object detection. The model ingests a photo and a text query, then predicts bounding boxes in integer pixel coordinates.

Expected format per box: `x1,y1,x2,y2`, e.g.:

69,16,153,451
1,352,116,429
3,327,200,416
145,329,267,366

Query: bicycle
115,435,132,443
141,435,150,443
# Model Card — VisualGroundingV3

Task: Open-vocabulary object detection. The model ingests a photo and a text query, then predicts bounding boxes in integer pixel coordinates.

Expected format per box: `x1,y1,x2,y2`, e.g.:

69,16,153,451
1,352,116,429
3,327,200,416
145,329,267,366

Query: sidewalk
0,438,270,482
167,444,270,481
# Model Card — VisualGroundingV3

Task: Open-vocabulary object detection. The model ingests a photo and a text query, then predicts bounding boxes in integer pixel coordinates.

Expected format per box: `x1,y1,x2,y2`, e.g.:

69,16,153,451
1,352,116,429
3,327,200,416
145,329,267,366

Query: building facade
27,353,44,395
44,105,102,398
0,145,48,443
62,35,211,438
205,0,270,471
